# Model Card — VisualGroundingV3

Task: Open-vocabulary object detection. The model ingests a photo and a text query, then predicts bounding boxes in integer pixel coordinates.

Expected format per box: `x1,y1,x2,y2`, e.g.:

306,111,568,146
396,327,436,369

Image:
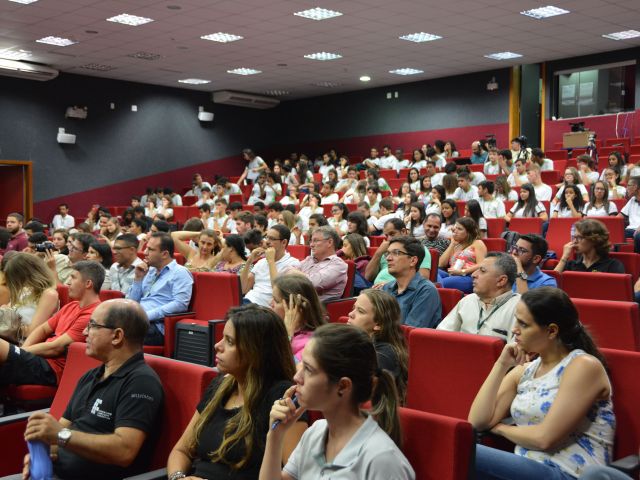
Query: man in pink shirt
5,212,28,252
0,261,103,386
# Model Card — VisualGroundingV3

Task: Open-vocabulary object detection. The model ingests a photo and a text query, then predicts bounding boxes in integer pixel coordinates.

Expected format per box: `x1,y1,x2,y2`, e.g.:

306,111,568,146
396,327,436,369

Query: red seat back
57,284,71,307
437,288,463,320
172,206,199,226
562,271,633,302
399,407,474,480
508,217,544,235
342,259,356,298
288,245,310,260
407,329,504,419
325,298,356,323
609,252,640,281
370,235,385,247
585,216,625,247
573,299,640,351
191,272,241,319
98,289,125,302
482,237,506,252
541,170,561,185
378,169,397,181
143,354,216,469
546,217,581,255
541,269,562,288
602,348,640,460
486,218,505,238
428,248,439,283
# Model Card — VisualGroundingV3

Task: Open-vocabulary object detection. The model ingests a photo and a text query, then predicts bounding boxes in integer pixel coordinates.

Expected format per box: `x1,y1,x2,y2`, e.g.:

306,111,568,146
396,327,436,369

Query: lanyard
476,293,517,331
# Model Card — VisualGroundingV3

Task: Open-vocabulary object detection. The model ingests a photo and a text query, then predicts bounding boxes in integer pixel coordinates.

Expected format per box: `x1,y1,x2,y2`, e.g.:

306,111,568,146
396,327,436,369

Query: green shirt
374,246,432,284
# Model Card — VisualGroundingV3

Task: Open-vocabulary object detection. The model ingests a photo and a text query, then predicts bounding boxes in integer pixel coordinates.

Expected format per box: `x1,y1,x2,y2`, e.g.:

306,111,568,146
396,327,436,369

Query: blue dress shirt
383,272,442,328
511,267,557,293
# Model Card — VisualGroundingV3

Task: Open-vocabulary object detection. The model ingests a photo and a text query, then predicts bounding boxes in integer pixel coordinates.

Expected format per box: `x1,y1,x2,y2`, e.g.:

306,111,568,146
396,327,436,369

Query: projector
486,77,499,91
65,106,88,119
198,106,214,122
57,128,76,144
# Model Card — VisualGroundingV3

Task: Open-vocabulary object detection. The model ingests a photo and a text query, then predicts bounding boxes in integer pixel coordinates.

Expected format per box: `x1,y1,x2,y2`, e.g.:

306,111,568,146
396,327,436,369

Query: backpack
500,230,520,252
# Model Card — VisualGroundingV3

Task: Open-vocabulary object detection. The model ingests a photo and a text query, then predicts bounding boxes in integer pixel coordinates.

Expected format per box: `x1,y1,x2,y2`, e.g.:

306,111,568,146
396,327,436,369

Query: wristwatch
57,428,72,447
516,271,528,281
168,472,187,480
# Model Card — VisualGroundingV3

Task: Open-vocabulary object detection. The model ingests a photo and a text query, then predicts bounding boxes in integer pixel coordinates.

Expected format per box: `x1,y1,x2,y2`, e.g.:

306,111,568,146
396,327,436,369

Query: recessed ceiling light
80,63,115,71
264,89,291,96
167,5,181,10
294,7,342,21
178,78,210,84
520,6,570,19
201,32,244,43
304,51,342,61
9,0,38,4
0,48,32,60
602,30,640,40
127,51,162,60
85,30,99,34
360,75,371,82
390,68,424,75
484,51,523,60
36,36,77,46
227,67,261,75
314,81,341,88
106,13,154,26
399,32,442,43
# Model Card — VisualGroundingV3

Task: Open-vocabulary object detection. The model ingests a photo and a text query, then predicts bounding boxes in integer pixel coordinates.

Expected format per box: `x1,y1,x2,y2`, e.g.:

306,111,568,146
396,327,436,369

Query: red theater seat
325,297,356,323
399,407,474,480
406,329,503,419
98,289,125,301
342,259,356,298
546,217,581,255
507,217,544,235
609,251,640,281
482,237,507,252
486,218,506,238
561,271,633,302
288,244,310,260
56,284,71,307
437,288,463,320
573,299,640,351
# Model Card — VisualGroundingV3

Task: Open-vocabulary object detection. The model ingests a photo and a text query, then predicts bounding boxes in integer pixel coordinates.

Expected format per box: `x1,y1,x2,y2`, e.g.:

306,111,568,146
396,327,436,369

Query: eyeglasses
573,235,585,242
384,249,411,259
266,236,282,242
87,319,117,331
113,246,134,250
510,245,530,255
310,237,329,245
68,245,83,253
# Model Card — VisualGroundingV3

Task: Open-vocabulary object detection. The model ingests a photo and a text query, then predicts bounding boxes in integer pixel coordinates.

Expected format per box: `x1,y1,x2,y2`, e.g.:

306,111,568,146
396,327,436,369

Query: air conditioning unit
212,90,279,109
0,58,59,81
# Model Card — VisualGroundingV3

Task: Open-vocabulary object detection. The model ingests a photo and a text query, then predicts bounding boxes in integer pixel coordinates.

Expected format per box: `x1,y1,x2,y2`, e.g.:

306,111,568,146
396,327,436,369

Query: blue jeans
624,228,640,253
476,444,576,480
579,466,632,479
438,269,474,293
143,322,164,346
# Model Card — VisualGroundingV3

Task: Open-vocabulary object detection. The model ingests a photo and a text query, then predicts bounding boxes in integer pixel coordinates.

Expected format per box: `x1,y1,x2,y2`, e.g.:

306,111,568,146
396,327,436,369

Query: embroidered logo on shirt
90,398,112,420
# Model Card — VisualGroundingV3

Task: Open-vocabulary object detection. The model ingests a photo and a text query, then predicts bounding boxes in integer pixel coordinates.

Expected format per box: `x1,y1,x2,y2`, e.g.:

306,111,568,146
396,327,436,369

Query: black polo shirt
565,255,625,274
55,351,164,480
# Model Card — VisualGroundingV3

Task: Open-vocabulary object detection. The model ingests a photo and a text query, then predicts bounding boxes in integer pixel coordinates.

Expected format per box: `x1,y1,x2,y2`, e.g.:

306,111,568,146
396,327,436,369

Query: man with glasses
110,233,144,294
0,261,103,387
240,224,300,306
44,232,94,285
17,299,164,480
127,232,193,346
381,235,441,328
438,253,519,341
510,234,557,293
297,226,348,301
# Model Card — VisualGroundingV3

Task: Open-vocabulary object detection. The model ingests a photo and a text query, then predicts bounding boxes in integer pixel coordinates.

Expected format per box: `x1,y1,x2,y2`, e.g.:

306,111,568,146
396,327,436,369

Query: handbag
0,306,23,344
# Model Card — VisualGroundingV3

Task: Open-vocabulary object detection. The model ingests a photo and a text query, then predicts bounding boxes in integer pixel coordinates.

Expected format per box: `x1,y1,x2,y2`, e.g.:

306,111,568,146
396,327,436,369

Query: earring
337,391,343,397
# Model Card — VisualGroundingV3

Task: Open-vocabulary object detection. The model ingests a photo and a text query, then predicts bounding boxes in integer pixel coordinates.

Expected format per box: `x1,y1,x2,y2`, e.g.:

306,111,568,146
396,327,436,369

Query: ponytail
369,368,402,448
558,321,608,370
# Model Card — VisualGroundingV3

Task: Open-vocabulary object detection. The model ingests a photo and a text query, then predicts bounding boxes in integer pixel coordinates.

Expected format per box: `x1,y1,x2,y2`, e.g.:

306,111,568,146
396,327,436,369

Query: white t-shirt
484,162,501,175
621,198,640,229
245,253,300,306
439,223,454,239
470,172,486,186
496,191,519,202
246,156,266,182
378,155,398,170
320,193,339,205
609,185,626,198
540,158,554,171
328,217,348,233
582,203,618,216
555,184,588,200
478,198,506,219
477,217,487,232
510,202,546,218
52,214,75,230
407,223,425,239
431,173,445,187
507,173,528,187
551,204,577,218
533,183,553,201
453,186,479,201
371,213,397,231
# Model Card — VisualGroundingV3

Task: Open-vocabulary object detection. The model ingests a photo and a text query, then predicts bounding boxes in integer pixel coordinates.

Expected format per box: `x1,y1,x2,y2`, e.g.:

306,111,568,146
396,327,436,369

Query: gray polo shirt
284,416,415,479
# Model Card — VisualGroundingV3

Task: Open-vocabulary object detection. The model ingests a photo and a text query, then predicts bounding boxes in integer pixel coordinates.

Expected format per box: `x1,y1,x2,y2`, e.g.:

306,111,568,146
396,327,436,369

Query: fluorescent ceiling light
304,51,342,61
9,0,38,4
106,13,154,26
264,89,291,96
127,51,162,60
0,48,32,60
227,67,261,75
390,68,423,75
201,32,244,43
178,78,210,84
80,63,115,71
294,7,342,21
399,32,442,43
36,36,77,46
359,75,371,82
484,51,523,60
314,81,341,88
520,6,569,19
602,30,640,40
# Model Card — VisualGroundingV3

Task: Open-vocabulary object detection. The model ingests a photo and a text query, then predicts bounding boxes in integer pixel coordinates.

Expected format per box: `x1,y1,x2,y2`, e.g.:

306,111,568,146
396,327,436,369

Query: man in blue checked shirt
127,232,193,345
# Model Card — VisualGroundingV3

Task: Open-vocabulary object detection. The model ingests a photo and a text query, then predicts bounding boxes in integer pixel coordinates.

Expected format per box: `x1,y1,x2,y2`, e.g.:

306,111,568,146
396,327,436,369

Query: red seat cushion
6,384,57,401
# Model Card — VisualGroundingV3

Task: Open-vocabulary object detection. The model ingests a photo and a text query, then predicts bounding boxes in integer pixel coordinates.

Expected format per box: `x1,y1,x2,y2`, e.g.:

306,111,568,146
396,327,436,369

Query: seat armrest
610,454,639,476
0,410,40,426
164,311,195,319
123,467,167,480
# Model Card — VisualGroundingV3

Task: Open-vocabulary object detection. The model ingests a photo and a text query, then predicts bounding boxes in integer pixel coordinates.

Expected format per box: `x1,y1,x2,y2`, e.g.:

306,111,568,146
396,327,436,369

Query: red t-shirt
46,300,100,383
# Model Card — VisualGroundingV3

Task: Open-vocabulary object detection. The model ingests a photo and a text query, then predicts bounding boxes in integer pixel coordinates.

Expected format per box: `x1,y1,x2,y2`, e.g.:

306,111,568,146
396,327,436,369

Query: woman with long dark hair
260,323,414,479
439,198,459,239
583,181,617,216
552,184,584,218
464,199,487,238
505,183,548,222
167,305,306,479
469,287,614,480
438,216,487,293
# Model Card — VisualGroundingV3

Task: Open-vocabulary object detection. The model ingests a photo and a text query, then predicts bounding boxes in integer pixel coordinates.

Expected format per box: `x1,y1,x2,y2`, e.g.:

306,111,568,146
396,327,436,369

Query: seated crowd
0,139,638,480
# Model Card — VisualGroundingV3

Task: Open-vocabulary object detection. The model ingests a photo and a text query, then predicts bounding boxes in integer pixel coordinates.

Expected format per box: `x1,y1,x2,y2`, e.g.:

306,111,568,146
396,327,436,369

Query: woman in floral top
469,287,615,479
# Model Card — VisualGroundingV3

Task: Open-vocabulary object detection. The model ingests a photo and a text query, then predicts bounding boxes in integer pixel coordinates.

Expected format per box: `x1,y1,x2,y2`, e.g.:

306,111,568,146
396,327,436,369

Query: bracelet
168,471,187,480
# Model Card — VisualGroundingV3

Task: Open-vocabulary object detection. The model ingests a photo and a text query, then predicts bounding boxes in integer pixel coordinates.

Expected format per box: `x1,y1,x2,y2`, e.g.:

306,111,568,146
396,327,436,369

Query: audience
438,217,487,293
19,299,164,480
167,305,306,479
382,235,441,328
127,232,194,346
437,252,519,340
347,289,409,401
469,287,614,480
0,261,102,387
110,233,144,294
261,323,414,479
510,234,557,293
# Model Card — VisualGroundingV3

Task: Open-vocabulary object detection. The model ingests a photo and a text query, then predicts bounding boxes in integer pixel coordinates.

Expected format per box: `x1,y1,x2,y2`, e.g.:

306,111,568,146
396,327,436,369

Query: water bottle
570,224,576,242
27,440,53,480
453,258,465,271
